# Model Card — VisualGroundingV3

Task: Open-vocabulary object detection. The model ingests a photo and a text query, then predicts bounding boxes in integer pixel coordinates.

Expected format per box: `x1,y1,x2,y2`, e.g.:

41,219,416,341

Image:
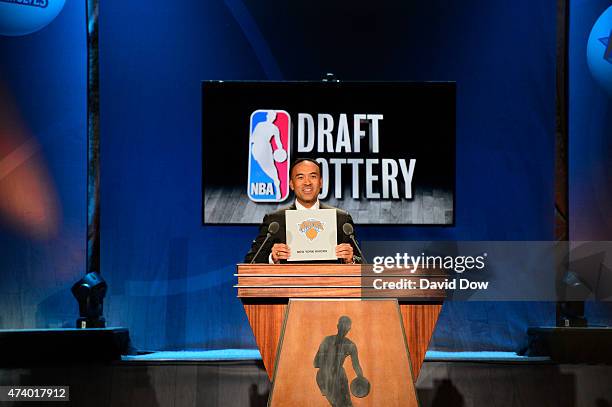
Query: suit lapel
278,204,295,244
317,203,344,244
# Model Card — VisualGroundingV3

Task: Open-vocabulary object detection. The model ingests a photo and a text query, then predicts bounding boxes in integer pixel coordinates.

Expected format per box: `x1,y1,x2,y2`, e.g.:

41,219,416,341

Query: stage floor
122,350,550,363
1,350,610,406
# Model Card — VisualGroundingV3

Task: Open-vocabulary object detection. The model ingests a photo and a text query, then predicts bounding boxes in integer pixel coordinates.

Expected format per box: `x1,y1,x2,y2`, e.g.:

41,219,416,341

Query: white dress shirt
294,199,320,210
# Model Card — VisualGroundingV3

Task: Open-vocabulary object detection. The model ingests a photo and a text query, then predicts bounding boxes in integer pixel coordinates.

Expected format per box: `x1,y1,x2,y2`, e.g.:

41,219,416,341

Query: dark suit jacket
244,203,362,264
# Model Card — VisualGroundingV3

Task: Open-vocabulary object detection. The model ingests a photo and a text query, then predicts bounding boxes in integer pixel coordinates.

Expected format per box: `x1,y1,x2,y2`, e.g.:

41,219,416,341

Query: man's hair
289,158,322,178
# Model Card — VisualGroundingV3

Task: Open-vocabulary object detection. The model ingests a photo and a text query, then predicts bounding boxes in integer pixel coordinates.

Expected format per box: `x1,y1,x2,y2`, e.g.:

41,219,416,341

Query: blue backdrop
0,0,86,330
0,0,563,352
569,1,612,324
98,0,556,351
570,1,612,240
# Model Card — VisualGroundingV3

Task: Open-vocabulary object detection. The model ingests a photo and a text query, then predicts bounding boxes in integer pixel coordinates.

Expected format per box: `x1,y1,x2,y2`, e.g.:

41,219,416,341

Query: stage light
71,271,107,329
556,242,612,327
322,72,339,82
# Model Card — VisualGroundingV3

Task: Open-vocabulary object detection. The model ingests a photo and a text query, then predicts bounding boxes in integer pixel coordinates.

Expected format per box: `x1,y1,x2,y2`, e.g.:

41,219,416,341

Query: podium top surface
236,263,446,276
235,263,447,300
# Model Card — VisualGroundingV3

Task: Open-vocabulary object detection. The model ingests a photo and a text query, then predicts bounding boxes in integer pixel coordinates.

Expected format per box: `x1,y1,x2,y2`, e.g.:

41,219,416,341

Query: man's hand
271,243,291,264
336,243,354,264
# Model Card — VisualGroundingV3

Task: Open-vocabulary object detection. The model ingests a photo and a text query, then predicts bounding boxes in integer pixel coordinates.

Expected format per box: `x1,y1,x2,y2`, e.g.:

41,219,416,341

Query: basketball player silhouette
314,316,368,407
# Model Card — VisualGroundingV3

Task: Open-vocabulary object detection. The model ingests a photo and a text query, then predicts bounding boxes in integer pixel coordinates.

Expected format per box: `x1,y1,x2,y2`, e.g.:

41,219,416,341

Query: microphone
250,221,280,264
342,223,366,263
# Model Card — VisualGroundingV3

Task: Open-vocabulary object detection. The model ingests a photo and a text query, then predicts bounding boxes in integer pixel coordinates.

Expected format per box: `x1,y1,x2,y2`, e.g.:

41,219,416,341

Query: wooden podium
237,264,444,380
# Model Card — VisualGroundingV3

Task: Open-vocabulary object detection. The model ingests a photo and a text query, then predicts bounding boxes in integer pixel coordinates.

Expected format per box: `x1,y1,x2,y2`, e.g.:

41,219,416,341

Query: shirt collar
295,200,320,210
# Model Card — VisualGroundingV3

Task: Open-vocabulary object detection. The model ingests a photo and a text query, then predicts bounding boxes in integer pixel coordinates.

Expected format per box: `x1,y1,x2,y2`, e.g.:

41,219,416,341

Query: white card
285,209,338,261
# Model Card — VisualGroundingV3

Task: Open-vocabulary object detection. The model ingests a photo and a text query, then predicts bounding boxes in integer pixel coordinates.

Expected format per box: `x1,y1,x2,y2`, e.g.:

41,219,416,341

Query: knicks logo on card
247,110,291,202
298,219,325,241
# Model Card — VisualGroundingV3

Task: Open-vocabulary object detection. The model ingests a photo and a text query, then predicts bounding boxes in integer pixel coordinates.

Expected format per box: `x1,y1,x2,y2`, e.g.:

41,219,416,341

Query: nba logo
247,110,291,202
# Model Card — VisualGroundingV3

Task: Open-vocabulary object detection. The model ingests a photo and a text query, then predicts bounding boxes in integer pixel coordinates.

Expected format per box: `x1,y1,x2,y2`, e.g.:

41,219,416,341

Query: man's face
289,160,322,207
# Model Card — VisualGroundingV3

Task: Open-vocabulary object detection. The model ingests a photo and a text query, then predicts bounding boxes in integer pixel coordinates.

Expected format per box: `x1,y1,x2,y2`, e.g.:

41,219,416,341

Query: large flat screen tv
202,81,455,225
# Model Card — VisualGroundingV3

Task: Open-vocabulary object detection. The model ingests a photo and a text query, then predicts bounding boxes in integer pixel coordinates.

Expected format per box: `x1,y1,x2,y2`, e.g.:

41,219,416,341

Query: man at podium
244,158,362,264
